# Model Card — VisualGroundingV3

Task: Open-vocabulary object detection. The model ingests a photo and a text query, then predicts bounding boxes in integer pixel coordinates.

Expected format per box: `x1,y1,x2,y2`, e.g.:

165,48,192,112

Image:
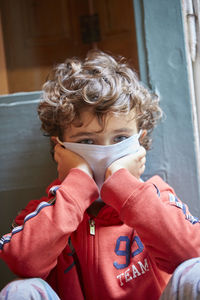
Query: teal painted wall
133,0,200,215
0,92,57,288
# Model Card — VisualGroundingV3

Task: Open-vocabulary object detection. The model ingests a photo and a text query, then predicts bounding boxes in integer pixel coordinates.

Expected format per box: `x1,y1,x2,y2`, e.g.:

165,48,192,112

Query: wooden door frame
0,11,8,94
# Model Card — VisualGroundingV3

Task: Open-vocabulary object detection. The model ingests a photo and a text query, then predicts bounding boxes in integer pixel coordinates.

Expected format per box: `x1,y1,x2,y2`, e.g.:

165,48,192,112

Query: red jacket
1,168,200,300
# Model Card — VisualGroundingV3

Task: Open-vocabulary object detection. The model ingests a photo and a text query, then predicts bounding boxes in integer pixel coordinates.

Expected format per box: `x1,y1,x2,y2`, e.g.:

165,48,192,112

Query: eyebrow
112,128,134,134
69,132,96,138
69,128,134,138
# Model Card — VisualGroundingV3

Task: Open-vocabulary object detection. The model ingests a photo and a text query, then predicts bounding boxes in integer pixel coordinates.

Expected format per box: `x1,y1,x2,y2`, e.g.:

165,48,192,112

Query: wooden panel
0,0,139,92
96,0,139,71
101,0,134,35
0,0,90,93
22,0,71,46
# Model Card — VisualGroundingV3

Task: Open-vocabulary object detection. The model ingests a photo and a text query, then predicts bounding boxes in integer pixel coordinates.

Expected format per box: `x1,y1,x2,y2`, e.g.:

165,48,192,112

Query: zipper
89,219,95,235
87,218,97,297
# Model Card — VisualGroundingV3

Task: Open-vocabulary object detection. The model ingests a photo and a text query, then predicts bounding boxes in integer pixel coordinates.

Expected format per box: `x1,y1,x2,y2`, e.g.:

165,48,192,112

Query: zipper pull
89,219,95,236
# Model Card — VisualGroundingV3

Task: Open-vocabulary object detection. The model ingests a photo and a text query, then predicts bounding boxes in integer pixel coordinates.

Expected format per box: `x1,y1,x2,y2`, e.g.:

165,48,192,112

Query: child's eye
77,139,94,144
113,136,129,143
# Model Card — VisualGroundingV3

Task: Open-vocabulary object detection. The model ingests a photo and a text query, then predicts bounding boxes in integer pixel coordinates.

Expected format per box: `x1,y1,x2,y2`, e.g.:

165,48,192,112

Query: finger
139,164,146,176
54,143,65,153
128,147,146,162
54,143,63,161
140,156,146,165
137,146,146,160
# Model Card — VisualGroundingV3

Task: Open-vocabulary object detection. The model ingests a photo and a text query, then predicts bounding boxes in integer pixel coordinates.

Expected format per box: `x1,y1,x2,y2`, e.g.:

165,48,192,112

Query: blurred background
0,0,138,94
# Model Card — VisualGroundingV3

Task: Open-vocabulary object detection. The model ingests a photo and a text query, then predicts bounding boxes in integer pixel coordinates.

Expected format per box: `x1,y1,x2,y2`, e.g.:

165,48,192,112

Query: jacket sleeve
101,168,200,274
0,168,99,279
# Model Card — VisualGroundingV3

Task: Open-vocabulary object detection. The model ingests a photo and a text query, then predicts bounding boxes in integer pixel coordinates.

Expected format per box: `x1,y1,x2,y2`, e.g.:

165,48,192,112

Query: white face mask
59,131,141,190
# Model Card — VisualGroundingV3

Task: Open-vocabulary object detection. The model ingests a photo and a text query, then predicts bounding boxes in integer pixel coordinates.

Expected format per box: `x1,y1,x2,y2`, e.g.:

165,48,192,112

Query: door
0,0,138,94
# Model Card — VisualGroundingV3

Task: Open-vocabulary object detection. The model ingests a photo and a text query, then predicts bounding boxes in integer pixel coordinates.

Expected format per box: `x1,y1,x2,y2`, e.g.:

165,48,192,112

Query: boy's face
63,110,138,145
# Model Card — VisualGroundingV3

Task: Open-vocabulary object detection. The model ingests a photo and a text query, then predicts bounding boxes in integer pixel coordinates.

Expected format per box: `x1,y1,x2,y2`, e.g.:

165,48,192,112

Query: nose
97,136,111,146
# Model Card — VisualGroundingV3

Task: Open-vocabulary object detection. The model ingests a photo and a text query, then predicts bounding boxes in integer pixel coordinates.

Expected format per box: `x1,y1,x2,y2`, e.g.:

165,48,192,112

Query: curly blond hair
38,50,162,149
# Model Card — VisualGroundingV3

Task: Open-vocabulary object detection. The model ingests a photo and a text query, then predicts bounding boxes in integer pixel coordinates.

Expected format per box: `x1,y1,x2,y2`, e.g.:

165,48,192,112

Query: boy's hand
105,146,146,180
54,143,93,182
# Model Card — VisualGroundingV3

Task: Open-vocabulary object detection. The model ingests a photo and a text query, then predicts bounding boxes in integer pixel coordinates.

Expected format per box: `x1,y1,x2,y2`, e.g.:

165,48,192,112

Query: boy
1,50,200,300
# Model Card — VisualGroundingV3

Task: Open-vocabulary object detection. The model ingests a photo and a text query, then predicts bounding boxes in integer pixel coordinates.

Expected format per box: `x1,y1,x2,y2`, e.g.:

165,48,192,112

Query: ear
51,136,64,146
139,130,147,141
56,136,65,146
